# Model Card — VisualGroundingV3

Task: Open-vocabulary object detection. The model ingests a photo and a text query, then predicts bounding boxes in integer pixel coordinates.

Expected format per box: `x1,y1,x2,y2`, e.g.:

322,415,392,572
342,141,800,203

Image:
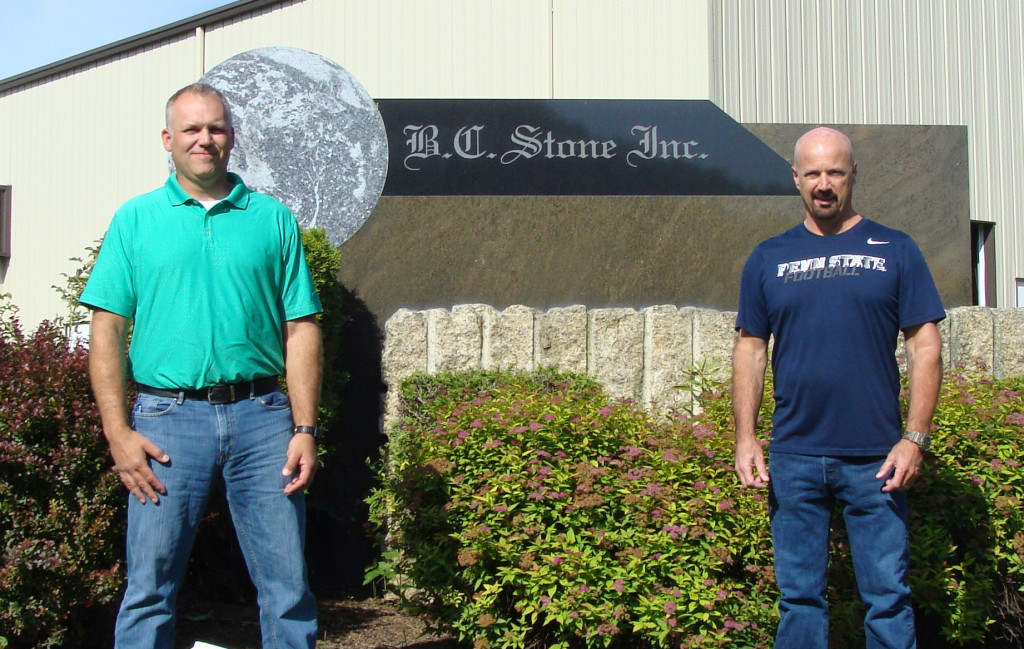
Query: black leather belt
137,376,280,405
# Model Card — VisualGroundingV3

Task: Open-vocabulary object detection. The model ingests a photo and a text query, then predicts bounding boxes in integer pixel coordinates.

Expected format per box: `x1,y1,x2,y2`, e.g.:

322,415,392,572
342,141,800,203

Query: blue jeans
768,452,915,649
115,389,316,649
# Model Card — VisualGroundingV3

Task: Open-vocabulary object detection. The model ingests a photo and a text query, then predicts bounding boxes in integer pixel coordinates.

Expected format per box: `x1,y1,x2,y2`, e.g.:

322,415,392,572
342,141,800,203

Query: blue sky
0,0,235,80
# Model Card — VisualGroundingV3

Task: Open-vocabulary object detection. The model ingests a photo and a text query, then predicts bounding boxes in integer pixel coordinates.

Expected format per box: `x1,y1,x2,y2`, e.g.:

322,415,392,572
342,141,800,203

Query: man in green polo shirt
81,83,322,649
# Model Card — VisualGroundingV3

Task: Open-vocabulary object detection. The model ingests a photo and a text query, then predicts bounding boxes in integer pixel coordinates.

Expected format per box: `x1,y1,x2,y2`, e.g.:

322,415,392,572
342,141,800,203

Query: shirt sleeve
897,237,946,330
278,214,323,321
78,210,137,318
735,245,771,338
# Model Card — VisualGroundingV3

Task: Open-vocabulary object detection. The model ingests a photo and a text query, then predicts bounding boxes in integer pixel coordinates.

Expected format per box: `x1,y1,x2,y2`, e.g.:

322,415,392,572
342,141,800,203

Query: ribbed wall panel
712,0,1024,307
0,38,201,324
4,0,1021,325
0,0,714,326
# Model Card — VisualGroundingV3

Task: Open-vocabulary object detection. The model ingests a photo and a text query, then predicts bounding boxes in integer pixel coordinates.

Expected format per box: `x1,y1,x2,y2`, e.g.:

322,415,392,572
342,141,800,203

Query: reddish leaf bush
0,306,124,648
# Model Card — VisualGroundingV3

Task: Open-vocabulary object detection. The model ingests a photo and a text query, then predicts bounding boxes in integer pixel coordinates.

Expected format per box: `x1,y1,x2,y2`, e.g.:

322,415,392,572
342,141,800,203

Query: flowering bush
0,302,124,648
367,370,778,649
906,364,1024,647
367,367,1024,649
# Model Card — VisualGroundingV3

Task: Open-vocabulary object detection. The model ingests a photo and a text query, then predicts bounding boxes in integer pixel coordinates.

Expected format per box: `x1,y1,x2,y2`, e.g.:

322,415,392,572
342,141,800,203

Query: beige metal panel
552,0,711,99
200,0,553,98
712,0,1024,308
0,37,203,327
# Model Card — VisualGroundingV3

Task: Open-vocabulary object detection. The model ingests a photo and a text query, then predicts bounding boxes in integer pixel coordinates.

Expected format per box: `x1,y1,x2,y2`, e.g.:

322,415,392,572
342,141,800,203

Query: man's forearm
733,331,769,440
283,316,323,427
905,322,943,434
89,310,131,436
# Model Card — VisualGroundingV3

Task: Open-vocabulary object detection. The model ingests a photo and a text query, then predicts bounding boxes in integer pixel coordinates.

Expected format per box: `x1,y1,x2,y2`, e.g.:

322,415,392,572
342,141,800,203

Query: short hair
165,83,234,129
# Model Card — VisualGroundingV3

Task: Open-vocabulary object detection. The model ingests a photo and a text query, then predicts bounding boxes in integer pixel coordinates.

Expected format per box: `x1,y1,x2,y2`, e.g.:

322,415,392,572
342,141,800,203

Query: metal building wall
0,38,204,326
0,0,712,328
711,0,1024,307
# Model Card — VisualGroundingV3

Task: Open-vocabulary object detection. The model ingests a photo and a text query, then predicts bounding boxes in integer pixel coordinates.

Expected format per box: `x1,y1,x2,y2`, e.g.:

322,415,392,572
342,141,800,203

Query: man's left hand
282,432,318,494
876,439,924,492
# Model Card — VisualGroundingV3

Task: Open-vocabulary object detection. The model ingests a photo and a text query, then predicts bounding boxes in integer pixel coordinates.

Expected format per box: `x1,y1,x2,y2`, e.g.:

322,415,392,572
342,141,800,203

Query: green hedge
367,367,1024,649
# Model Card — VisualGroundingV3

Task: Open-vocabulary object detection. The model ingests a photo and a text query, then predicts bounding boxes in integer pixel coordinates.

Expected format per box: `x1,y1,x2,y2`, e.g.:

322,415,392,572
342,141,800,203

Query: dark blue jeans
768,452,916,649
114,389,316,649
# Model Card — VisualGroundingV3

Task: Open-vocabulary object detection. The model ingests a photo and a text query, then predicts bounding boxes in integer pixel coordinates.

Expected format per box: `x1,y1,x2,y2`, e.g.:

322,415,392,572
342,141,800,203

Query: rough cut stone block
536,305,588,373
430,306,485,373
643,305,694,412
946,306,994,373
487,305,537,371
382,309,427,433
936,316,952,373
383,309,428,383
994,308,1024,378
692,308,738,384
589,308,644,401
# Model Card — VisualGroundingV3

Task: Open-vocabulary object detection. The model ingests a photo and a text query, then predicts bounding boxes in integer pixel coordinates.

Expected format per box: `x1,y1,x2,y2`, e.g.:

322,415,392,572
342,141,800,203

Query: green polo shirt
81,173,322,389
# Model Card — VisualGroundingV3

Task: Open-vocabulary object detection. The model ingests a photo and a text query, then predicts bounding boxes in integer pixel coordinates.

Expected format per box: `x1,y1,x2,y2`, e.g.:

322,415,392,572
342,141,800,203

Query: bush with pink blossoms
367,370,778,649
368,366,1024,649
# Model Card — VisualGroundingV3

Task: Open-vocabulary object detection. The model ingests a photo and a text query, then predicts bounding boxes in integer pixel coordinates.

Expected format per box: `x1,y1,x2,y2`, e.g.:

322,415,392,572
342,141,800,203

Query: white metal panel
552,0,711,98
201,0,554,98
0,38,203,326
712,0,1024,308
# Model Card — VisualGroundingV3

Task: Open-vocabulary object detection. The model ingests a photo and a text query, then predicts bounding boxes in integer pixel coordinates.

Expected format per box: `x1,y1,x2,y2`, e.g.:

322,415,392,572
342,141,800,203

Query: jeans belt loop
175,391,185,406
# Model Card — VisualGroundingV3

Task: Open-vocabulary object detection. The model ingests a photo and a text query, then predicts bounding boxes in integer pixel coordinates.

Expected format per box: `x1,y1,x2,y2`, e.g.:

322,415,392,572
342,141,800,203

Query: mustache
812,190,837,200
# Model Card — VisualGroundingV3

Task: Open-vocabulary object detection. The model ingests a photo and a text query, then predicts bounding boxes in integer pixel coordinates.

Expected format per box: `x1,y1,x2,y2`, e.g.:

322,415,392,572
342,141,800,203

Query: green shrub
0,300,124,648
907,364,1024,647
367,367,1024,649
368,369,778,649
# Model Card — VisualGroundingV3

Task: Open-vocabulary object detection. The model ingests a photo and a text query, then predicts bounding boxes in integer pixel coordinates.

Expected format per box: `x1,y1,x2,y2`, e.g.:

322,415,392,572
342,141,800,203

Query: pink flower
470,420,484,428
493,505,508,512
542,413,555,421
551,556,564,566
613,579,625,593
664,601,677,615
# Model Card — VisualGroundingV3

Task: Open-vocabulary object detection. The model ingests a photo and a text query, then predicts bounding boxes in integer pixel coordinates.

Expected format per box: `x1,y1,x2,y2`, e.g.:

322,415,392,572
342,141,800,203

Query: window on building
0,185,9,259
1017,279,1024,308
971,221,995,306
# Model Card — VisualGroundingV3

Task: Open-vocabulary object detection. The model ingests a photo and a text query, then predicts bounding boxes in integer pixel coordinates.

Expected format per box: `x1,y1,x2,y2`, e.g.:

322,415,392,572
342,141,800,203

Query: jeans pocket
254,389,291,411
132,394,178,418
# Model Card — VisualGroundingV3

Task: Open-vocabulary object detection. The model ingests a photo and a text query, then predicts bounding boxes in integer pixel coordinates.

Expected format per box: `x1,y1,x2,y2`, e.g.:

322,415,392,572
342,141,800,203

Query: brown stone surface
338,125,970,325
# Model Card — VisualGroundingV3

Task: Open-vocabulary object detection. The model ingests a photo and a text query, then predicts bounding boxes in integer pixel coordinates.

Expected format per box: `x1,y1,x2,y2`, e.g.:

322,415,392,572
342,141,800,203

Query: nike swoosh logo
867,238,889,245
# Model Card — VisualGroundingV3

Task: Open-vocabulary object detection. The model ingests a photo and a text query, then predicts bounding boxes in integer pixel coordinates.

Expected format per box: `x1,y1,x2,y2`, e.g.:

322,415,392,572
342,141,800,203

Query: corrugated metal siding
552,0,710,98
712,0,1024,307
201,0,555,98
0,0,714,327
0,38,204,324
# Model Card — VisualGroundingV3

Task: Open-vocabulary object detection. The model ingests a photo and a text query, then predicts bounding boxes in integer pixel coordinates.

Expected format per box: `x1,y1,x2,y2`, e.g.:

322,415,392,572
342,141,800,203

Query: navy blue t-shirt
735,218,945,456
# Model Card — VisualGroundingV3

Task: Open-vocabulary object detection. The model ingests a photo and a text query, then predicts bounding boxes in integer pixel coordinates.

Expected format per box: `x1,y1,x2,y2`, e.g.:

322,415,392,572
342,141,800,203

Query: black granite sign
377,99,797,196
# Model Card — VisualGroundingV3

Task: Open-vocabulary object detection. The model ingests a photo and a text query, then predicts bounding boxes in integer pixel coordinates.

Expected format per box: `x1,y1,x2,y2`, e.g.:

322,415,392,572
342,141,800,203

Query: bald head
793,127,855,169
791,127,859,232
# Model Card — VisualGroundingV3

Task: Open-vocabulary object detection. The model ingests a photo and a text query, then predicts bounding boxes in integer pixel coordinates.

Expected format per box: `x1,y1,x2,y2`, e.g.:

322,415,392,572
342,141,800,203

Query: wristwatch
901,430,931,452
293,425,324,443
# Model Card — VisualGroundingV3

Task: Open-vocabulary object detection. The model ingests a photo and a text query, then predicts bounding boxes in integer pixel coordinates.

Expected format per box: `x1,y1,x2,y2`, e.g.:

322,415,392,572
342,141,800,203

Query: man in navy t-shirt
733,127,944,649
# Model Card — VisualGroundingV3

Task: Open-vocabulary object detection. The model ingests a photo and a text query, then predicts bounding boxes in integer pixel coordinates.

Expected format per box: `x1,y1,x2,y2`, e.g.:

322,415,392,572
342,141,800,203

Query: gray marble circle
197,47,387,245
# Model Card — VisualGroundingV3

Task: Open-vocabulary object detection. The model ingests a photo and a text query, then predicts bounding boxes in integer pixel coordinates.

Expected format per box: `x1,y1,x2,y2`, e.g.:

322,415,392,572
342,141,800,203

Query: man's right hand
107,426,169,504
734,434,770,488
